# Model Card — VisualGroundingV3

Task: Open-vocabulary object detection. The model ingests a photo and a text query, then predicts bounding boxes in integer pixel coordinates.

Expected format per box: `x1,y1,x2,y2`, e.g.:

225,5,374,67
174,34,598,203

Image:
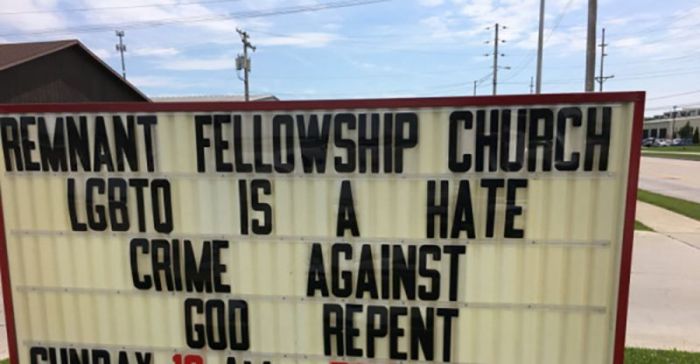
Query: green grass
642,145,700,152
625,347,700,363
0,359,6,364
634,220,653,231
642,152,700,161
638,189,700,222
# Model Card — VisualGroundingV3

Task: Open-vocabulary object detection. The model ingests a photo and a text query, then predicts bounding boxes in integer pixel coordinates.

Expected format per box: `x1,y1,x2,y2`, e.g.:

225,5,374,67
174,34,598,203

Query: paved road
638,156,700,203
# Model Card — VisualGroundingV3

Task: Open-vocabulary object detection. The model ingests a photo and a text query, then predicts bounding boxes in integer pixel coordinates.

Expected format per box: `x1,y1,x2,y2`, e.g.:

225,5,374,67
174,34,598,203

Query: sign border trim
0,91,645,364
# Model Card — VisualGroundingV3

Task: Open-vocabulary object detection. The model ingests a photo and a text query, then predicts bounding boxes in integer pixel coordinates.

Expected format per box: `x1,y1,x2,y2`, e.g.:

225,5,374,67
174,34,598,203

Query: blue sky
1,0,699,114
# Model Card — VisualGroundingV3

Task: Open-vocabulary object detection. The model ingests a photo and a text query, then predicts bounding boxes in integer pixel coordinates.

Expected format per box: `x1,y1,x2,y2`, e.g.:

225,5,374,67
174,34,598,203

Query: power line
500,0,575,84
646,102,700,111
0,0,242,16
472,72,493,96
649,89,700,101
605,7,700,39
0,0,390,37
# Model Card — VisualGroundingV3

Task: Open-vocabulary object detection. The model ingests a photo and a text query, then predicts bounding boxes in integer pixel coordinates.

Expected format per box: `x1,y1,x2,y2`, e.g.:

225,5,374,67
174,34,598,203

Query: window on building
651,129,658,138
659,128,667,138
643,130,649,139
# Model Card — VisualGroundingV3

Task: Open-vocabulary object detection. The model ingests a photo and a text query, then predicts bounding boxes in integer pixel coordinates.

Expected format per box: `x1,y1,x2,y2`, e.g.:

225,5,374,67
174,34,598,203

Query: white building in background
643,107,700,139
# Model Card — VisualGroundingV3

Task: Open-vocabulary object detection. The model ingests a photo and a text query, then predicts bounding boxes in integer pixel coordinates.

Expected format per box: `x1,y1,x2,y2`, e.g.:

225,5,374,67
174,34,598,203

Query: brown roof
0,39,149,101
0,39,79,71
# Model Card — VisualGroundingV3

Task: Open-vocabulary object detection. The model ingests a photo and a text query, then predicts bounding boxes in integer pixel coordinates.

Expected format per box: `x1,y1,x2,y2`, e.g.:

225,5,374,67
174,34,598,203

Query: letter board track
0,92,644,364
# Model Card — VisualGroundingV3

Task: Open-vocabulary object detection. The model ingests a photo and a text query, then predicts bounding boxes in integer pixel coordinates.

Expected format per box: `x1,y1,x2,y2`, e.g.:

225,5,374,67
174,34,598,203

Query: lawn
625,347,700,363
637,189,700,221
642,145,700,153
634,220,653,231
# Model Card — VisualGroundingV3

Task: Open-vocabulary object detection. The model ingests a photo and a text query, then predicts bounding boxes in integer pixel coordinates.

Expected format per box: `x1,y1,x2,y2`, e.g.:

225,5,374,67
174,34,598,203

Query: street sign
0,92,644,364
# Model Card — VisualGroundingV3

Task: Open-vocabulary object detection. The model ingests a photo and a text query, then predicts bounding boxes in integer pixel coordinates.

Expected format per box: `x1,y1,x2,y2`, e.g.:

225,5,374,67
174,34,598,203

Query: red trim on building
612,95,645,364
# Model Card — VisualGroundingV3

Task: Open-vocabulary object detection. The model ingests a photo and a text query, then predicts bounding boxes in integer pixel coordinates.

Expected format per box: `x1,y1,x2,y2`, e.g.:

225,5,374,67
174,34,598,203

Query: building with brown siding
0,40,149,103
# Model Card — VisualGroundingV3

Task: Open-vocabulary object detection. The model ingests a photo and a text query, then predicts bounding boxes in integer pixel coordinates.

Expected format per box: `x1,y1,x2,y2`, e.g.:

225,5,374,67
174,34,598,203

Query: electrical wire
0,0,390,37
649,90,700,101
500,0,575,83
0,0,242,16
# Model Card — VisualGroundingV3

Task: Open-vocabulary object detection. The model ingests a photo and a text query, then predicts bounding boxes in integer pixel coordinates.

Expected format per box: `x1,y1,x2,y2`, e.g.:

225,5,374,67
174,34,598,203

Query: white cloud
0,0,67,34
349,60,399,73
131,47,180,57
91,48,113,60
455,0,587,45
515,25,587,53
256,32,337,48
162,56,234,71
74,0,241,36
128,75,185,88
415,13,485,43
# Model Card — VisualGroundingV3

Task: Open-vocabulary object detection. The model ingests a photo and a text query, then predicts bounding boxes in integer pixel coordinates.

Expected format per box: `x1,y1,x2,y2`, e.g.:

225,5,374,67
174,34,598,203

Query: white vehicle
653,139,671,147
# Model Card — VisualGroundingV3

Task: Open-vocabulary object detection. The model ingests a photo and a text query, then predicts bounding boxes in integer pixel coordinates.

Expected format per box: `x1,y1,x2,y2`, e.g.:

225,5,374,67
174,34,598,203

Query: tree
678,121,694,139
693,127,700,144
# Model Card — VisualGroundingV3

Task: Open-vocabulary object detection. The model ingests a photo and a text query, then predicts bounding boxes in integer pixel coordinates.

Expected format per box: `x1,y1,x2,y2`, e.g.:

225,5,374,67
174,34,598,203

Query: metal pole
598,27,605,92
585,0,597,92
237,29,256,102
243,40,249,102
115,30,126,79
473,80,477,96
492,23,499,96
672,105,677,139
535,0,545,94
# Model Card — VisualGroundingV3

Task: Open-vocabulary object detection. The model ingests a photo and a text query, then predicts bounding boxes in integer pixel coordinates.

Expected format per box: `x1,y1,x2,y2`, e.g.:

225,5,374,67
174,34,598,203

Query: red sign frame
0,91,645,364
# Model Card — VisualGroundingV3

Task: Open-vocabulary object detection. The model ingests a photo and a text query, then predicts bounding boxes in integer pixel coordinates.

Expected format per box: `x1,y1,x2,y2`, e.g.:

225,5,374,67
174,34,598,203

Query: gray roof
152,95,279,102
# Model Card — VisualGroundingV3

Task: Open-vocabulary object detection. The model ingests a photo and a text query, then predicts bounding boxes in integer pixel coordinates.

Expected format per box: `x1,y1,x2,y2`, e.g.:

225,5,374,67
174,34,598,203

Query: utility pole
672,105,678,138
486,23,508,95
115,30,126,79
584,0,597,92
530,76,534,94
473,80,477,96
535,0,545,93
595,27,614,91
236,28,256,101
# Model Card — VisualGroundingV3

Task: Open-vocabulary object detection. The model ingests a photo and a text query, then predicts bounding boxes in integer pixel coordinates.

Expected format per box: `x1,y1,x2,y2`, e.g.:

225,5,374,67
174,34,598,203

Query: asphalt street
638,156,700,203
